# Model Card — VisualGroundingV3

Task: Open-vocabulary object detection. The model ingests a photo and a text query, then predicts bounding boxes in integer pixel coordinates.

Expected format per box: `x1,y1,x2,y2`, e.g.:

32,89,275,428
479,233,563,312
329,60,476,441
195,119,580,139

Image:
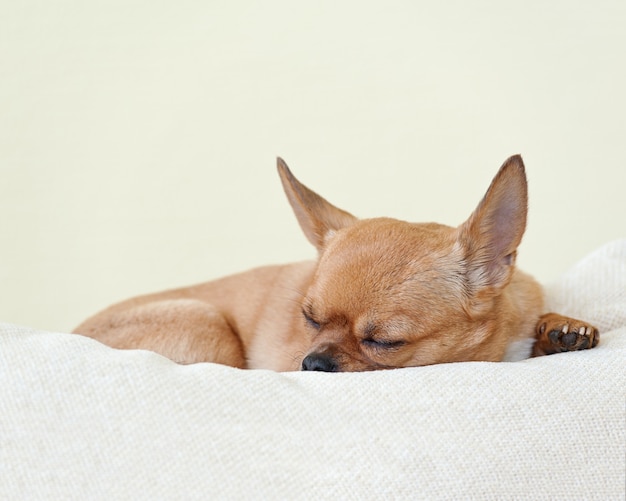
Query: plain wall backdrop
1,0,625,331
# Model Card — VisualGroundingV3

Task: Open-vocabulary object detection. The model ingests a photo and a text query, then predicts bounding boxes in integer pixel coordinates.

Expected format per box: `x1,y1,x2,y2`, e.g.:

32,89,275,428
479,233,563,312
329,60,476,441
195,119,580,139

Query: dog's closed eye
361,338,406,350
302,308,321,330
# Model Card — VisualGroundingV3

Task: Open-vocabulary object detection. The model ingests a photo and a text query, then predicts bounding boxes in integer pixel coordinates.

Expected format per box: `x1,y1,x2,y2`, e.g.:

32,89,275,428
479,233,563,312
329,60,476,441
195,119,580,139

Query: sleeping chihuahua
74,155,599,371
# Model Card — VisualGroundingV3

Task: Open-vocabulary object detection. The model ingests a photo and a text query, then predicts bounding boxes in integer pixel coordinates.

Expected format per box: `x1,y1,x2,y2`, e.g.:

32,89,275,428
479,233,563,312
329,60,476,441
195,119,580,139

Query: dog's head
278,156,528,371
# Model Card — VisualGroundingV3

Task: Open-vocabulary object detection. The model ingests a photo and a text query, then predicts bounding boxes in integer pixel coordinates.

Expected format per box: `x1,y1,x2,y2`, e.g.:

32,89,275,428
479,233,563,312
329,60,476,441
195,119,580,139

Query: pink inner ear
492,202,519,256
461,156,528,289
483,176,527,262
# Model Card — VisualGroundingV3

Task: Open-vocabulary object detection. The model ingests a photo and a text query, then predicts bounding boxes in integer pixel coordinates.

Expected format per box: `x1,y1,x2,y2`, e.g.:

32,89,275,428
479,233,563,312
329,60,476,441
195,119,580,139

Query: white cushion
1,240,625,499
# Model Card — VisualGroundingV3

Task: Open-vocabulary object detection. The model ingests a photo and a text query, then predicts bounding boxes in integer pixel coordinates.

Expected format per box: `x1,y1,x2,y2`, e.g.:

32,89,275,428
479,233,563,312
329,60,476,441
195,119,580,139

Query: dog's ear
457,155,528,291
277,157,357,251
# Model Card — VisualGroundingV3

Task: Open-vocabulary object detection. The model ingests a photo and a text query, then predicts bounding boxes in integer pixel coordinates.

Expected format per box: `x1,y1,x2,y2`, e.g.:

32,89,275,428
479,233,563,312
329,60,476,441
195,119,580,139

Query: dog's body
74,155,599,371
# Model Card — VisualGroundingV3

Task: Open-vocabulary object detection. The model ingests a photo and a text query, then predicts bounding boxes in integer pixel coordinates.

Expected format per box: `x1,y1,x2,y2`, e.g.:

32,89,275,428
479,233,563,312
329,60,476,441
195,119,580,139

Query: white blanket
1,241,625,500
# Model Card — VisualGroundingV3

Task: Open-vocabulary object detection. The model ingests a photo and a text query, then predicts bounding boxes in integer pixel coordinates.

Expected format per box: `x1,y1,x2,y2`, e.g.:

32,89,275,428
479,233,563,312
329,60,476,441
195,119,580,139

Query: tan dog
74,155,599,371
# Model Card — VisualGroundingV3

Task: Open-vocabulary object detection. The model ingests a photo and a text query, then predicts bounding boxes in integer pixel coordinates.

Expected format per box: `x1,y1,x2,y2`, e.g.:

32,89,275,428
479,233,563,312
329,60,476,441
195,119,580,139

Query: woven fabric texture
1,240,625,500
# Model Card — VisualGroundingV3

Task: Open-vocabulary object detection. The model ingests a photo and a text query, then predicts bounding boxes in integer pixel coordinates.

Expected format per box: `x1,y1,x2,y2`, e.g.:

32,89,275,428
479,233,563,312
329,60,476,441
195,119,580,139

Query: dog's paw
533,313,599,356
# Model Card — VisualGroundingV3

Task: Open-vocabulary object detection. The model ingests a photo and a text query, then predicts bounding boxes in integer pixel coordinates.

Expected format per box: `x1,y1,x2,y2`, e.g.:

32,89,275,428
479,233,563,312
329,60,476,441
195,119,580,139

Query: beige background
1,1,625,332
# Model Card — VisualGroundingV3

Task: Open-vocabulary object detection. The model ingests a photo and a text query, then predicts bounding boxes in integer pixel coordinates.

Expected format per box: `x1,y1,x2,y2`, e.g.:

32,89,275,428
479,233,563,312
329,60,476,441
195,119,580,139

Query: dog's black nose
301,353,338,372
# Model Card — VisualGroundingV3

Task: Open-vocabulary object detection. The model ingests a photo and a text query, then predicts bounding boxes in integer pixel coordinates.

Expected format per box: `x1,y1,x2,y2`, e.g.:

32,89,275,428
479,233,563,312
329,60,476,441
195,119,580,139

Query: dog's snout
301,353,338,372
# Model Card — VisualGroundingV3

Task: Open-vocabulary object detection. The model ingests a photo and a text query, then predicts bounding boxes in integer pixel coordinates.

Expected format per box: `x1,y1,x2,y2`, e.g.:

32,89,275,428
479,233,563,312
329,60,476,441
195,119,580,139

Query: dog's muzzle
301,353,339,372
